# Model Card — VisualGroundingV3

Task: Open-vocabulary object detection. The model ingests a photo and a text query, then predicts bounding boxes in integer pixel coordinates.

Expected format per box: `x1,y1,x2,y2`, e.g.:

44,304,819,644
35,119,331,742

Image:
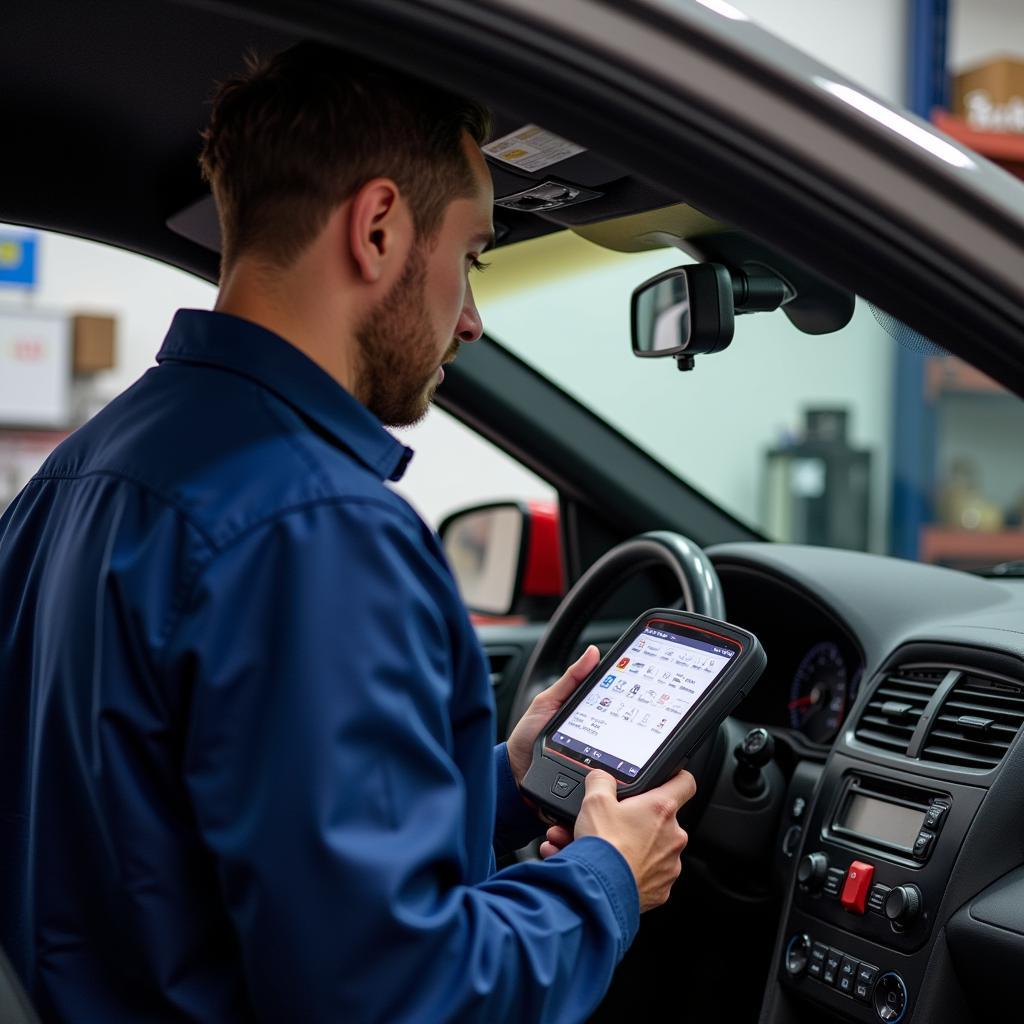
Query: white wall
0,230,216,399
735,0,906,102
950,0,1024,69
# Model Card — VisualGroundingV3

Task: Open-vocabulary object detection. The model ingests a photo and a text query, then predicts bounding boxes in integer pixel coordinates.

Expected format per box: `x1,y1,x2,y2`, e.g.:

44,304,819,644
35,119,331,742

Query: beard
354,244,457,428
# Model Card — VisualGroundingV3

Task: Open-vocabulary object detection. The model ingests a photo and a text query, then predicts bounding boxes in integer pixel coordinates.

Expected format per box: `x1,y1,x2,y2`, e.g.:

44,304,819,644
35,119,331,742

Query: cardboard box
953,57,1024,133
72,314,116,375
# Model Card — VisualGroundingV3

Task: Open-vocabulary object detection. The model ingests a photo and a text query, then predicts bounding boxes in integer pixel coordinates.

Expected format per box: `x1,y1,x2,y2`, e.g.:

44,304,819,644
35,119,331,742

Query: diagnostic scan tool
522,609,767,822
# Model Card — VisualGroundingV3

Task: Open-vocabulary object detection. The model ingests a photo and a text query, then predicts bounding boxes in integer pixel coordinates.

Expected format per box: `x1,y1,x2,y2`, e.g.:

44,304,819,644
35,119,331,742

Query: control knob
784,933,811,976
797,852,829,892
884,884,922,929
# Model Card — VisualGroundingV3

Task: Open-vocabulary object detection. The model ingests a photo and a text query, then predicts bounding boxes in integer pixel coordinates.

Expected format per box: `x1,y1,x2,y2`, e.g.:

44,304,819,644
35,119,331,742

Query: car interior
4,2,1024,1023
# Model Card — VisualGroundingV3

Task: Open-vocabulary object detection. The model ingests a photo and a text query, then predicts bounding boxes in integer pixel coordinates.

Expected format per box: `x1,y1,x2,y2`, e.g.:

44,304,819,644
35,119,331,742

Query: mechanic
0,42,695,1023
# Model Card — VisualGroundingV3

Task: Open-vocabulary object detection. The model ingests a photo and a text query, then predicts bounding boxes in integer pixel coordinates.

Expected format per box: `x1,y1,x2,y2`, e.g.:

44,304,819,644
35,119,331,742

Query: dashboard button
823,948,843,985
913,830,935,860
824,866,845,897
841,860,875,914
868,883,891,915
857,963,879,988
837,957,859,996
811,941,828,964
924,802,949,830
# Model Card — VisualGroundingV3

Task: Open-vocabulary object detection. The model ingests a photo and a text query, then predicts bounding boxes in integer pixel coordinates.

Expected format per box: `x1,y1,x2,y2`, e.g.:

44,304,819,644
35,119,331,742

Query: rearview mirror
631,263,735,365
632,262,795,369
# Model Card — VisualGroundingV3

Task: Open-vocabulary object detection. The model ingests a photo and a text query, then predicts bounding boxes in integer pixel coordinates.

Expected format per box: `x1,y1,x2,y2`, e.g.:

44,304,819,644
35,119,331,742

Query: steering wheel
509,530,724,728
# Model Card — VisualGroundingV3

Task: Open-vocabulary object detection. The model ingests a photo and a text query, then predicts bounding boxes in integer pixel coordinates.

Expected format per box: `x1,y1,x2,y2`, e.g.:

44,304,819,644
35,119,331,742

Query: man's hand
505,645,600,789
539,823,573,859
576,769,696,912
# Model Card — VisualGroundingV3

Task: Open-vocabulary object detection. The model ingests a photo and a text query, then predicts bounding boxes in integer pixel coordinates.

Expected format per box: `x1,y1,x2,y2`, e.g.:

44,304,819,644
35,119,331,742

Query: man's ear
348,178,413,285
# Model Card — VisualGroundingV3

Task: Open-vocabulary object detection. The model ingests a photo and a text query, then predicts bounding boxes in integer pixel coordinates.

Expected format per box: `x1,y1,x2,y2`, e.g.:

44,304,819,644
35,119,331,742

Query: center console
769,642,1024,1024
778,751,984,1022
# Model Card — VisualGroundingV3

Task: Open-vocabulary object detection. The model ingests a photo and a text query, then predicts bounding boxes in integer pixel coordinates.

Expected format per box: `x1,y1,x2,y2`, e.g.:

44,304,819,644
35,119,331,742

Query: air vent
920,674,1024,769
854,667,946,754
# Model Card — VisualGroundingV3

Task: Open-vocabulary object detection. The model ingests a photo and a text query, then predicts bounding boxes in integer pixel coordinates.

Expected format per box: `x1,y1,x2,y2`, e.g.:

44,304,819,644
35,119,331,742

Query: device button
791,796,807,820
913,830,936,860
841,860,875,914
837,956,859,997
873,972,909,1022
868,883,892,915
824,866,845,897
924,801,949,831
823,948,843,986
551,774,580,799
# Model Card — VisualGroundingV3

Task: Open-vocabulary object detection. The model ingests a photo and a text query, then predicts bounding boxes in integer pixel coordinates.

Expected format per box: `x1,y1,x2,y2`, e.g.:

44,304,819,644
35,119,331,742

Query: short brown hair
199,42,492,270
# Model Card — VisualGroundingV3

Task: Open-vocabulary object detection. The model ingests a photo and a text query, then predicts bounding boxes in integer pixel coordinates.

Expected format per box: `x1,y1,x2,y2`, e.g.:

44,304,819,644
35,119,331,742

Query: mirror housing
632,261,795,369
439,501,563,619
631,263,735,363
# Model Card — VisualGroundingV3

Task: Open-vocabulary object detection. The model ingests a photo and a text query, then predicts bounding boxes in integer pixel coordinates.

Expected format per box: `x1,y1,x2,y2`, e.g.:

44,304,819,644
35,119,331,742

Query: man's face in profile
356,135,494,427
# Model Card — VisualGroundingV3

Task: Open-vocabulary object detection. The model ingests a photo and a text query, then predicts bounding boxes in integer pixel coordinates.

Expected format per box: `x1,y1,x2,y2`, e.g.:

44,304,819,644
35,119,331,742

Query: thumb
542,645,600,704
583,768,618,799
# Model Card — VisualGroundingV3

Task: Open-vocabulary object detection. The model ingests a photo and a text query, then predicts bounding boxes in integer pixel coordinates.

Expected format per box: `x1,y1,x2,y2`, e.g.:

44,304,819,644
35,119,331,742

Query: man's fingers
546,824,572,847
582,768,618,802
538,645,600,704
649,769,697,811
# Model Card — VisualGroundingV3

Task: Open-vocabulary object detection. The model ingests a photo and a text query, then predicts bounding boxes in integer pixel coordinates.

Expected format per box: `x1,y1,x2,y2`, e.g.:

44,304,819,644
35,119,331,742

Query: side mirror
439,501,563,618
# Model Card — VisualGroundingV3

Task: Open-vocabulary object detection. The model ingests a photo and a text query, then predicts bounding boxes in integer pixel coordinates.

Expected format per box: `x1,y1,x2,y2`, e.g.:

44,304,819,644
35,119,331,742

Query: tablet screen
548,621,739,780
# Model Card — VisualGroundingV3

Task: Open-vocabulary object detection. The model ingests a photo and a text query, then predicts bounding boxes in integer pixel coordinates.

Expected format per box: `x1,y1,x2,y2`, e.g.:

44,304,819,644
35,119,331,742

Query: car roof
5,0,1024,390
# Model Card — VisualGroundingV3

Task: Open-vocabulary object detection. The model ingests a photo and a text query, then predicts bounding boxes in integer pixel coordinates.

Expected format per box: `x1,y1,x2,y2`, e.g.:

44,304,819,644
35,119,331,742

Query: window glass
472,230,1024,569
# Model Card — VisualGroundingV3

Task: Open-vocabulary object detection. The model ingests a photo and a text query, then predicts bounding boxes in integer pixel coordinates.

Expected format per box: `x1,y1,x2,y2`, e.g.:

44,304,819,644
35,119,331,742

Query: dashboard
715,562,864,745
706,542,1024,1024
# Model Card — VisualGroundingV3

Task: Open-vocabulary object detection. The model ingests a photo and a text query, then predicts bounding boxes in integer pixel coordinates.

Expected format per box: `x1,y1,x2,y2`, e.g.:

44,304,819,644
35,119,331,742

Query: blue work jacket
0,310,638,1023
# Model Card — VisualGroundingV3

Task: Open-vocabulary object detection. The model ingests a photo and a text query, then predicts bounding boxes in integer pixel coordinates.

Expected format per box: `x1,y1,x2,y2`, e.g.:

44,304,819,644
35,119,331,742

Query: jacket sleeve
493,742,548,856
168,498,639,1024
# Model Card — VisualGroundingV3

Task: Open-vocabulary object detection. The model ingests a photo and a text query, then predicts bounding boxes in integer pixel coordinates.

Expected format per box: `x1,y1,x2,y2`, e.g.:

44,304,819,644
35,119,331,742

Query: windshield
473,229,1024,572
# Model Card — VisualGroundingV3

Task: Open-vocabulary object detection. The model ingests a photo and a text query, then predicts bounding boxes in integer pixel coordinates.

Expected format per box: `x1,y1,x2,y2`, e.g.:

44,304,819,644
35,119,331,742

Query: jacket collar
156,309,414,482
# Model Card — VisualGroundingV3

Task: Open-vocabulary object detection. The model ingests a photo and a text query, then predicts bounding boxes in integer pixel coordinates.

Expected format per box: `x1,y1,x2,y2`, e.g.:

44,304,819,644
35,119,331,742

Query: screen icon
599,674,615,688
628,767,639,776
617,657,630,669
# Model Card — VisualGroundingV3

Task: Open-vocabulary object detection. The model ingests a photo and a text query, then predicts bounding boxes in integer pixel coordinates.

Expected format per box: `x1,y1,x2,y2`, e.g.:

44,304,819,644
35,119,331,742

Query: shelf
925,355,1006,398
920,526,1024,568
931,110,1024,179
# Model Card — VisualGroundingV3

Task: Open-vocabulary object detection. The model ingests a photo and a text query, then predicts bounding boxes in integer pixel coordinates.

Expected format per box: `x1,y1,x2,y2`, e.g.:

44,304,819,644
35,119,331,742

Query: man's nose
455,285,483,343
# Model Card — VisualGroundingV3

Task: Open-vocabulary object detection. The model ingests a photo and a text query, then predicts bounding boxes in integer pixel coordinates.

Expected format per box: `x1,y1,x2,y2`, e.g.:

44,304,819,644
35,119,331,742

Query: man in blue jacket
0,42,695,1022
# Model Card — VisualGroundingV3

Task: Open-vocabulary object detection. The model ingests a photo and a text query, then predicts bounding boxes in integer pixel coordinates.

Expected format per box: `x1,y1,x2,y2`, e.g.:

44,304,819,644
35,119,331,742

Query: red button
840,860,875,914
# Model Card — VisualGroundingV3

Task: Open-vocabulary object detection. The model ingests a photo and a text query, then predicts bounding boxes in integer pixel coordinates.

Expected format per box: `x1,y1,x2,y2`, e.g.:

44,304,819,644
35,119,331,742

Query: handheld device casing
521,607,766,822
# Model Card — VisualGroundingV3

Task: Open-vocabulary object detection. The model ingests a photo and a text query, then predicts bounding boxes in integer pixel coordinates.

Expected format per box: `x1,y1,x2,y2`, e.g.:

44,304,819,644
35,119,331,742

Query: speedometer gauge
788,641,848,743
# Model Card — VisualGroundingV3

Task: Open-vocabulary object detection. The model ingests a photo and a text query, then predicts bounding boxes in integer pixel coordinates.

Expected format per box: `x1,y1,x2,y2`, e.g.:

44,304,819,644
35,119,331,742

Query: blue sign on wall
0,233,38,288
